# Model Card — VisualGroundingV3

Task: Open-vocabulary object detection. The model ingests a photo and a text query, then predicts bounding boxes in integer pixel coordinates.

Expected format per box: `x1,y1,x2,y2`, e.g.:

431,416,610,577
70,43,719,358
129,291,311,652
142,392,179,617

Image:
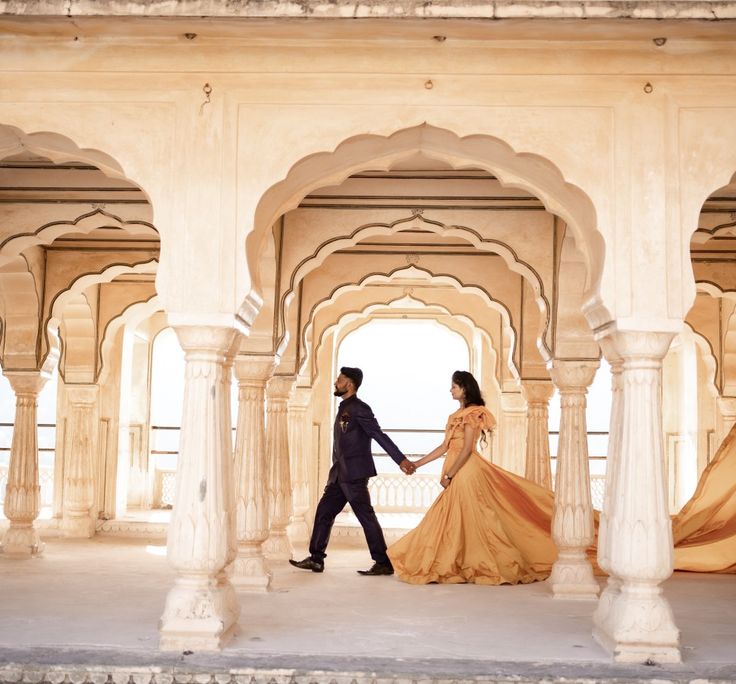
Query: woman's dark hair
452,370,485,407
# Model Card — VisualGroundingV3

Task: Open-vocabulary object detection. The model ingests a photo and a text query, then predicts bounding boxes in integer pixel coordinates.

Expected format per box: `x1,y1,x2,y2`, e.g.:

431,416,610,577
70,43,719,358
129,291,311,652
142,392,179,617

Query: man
290,366,416,576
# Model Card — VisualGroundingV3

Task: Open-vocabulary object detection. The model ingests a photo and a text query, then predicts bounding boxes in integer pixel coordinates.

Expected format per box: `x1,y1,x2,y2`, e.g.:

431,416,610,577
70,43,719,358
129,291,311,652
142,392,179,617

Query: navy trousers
308,478,390,565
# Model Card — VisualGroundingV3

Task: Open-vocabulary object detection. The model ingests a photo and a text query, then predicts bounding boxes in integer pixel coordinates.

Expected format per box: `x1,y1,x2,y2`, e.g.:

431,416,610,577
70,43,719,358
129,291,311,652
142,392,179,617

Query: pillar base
592,577,621,633
61,514,96,538
159,576,240,651
1,523,44,557
548,556,600,600
230,548,271,592
592,586,681,663
263,530,292,560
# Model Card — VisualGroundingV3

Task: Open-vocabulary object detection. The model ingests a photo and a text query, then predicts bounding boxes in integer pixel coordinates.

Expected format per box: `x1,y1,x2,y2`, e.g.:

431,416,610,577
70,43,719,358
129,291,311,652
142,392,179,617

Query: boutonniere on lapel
339,412,351,433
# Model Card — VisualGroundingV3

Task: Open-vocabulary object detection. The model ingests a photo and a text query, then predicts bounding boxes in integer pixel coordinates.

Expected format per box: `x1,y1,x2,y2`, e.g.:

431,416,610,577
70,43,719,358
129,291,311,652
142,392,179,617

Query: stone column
288,386,312,545
497,391,527,475
230,355,274,591
61,384,99,538
263,375,295,560
159,326,240,651
548,359,600,600
1,371,48,556
592,350,624,637
521,381,554,489
592,331,680,663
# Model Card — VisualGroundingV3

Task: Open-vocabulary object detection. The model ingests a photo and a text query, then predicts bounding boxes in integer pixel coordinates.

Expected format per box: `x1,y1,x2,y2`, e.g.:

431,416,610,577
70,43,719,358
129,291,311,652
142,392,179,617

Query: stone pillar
548,360,599,600
521,381,554,489
288,386,312,545
159,326,240,651
592,330,681,663
230,355,274,591
1,371,48,556
263,375,294,560
497,391,527,475
61,384,99,538
592,350,624,638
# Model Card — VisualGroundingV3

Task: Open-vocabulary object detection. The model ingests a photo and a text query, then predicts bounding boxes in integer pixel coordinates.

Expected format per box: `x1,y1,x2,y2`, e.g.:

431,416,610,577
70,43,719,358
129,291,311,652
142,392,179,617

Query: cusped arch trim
311,299,494,390
44,259,159,372
301,265,519,382
278,210,551,358
0,124,150,200
98,294,162,385
247,123,604,302
682,323,719,399
0,208,158,261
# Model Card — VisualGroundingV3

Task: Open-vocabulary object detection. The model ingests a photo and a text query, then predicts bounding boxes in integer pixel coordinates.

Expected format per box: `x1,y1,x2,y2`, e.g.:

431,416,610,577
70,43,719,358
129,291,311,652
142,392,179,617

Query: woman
388,370,558,585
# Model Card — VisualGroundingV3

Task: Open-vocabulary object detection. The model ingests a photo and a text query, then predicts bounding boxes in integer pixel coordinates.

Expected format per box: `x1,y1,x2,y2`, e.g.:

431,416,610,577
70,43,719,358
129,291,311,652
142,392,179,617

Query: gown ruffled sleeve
459,406,496,433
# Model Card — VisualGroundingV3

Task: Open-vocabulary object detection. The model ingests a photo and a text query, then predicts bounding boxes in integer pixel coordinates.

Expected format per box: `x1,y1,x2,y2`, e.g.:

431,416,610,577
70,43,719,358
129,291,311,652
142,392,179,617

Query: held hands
400,458,417,475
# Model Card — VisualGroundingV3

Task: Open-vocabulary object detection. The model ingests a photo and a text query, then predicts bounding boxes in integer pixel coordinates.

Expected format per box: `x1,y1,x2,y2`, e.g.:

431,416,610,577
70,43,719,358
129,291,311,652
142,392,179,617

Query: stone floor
0,537,735,683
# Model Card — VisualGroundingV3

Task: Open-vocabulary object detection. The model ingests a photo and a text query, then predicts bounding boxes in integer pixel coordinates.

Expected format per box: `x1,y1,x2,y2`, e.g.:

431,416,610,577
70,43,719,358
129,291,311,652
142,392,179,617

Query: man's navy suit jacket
330,394,405,483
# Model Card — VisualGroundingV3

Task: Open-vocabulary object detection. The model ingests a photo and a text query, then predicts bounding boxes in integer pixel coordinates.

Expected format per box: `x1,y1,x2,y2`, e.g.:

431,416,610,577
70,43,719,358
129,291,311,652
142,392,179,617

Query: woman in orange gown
388,370,736,585
388,370,559,585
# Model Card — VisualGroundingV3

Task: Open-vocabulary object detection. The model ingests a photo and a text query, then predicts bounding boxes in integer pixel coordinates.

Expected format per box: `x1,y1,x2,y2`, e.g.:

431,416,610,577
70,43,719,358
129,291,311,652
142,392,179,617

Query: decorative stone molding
521,381,554,489
159,325,240,651
263,375,296,560
60,384,99,539
230,355,275,592
1,371,48,557
548,360,599,600
287,386,313,545
592,330,681,664
497,392,527,475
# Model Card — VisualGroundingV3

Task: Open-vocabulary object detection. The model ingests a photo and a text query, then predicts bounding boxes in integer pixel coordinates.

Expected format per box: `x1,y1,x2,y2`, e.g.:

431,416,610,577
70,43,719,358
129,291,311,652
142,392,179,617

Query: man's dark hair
341,366,363,390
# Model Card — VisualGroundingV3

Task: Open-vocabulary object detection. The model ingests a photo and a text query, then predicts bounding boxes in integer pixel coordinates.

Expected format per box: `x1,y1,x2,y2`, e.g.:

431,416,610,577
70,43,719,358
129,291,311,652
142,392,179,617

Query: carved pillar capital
521,380,554,405
233,355,276,385
267,374,296,400
4,370,48,398
173,325,239,357
549,359,599,392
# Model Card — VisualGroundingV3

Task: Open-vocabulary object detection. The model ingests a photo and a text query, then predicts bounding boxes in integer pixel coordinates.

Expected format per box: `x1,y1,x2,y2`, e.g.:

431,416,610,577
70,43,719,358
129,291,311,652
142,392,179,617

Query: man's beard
333,387,347,397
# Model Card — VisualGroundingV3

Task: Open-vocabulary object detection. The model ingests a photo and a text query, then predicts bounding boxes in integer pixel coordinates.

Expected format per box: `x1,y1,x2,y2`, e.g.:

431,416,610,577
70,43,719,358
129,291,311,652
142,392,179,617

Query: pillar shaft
230,355,274,591
287,386,312,545
159,325,240,651
522,381,554,489
548,360,599,600
61,384,99,538
592,330,681,664
593,351,623,633
2,372,47,556
263,375,294,560
497,392,527,475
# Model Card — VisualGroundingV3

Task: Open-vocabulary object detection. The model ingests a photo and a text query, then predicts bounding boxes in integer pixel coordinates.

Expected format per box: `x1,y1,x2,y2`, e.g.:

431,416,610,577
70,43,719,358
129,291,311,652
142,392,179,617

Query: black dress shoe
357,562,394,576
289,557,324,573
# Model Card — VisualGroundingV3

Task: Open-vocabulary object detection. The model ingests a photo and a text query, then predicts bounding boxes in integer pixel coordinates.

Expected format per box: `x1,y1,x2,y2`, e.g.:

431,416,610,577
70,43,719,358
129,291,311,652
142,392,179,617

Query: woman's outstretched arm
413,437,449,468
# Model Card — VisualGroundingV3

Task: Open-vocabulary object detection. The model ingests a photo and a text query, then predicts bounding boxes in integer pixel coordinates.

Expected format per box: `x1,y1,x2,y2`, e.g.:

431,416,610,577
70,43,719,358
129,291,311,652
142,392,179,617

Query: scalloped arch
246,123,604,301
301,265,518,382
0,208,157,263
98,295,162,385
44,259,159,372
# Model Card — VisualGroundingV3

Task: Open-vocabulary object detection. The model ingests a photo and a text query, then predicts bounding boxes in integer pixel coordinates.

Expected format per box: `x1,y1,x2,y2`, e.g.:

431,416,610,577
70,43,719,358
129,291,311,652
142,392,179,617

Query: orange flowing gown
388,405,558,585
388,406,736,585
